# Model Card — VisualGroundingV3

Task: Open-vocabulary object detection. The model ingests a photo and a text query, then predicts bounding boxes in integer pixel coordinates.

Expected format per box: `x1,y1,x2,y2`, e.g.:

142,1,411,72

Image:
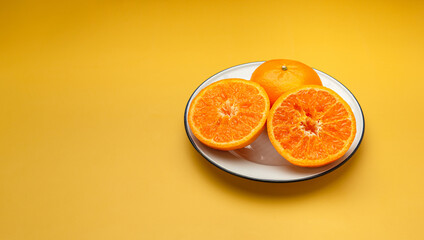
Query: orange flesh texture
189,79,269,150
268,86,356,167
251,59,322,105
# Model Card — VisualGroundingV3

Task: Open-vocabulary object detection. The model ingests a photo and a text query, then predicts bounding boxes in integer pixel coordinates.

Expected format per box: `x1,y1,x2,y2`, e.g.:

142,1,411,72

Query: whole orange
251,59,322,105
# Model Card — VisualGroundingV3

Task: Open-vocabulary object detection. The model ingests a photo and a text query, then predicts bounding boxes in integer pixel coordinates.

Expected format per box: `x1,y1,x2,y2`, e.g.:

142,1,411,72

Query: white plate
184,62,365,182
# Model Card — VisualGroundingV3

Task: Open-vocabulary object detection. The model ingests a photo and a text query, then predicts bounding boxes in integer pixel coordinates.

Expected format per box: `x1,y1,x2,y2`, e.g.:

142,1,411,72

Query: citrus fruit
251,59,322,105
188,78,270,151
267,85,356,167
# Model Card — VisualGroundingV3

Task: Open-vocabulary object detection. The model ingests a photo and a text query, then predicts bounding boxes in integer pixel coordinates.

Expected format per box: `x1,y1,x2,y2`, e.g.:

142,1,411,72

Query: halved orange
188,78,270,150
267,85,356,167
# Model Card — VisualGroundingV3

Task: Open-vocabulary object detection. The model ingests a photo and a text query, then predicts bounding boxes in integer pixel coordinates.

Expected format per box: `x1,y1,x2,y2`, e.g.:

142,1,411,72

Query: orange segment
307,135,327,160
268,85,356,167
320,102,346,120
321,119,353,141
188,78,270,150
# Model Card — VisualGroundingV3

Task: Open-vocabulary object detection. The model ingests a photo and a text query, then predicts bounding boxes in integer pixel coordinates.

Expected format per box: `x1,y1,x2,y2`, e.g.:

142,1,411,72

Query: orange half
267,85,356,167
188,78,270,150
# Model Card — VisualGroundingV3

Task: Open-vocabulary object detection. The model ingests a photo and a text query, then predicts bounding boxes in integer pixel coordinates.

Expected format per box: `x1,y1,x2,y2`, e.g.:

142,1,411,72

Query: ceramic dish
184,62,364,182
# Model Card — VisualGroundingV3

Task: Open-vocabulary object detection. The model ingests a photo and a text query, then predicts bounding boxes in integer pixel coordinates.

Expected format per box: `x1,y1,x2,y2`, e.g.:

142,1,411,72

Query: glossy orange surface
251,59,322,105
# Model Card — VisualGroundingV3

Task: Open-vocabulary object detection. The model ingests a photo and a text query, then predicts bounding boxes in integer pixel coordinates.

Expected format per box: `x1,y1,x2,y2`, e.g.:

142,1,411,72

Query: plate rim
184,61,365,183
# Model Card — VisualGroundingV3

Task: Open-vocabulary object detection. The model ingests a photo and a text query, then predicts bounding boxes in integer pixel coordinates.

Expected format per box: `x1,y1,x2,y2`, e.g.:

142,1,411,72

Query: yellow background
1,0,423,239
